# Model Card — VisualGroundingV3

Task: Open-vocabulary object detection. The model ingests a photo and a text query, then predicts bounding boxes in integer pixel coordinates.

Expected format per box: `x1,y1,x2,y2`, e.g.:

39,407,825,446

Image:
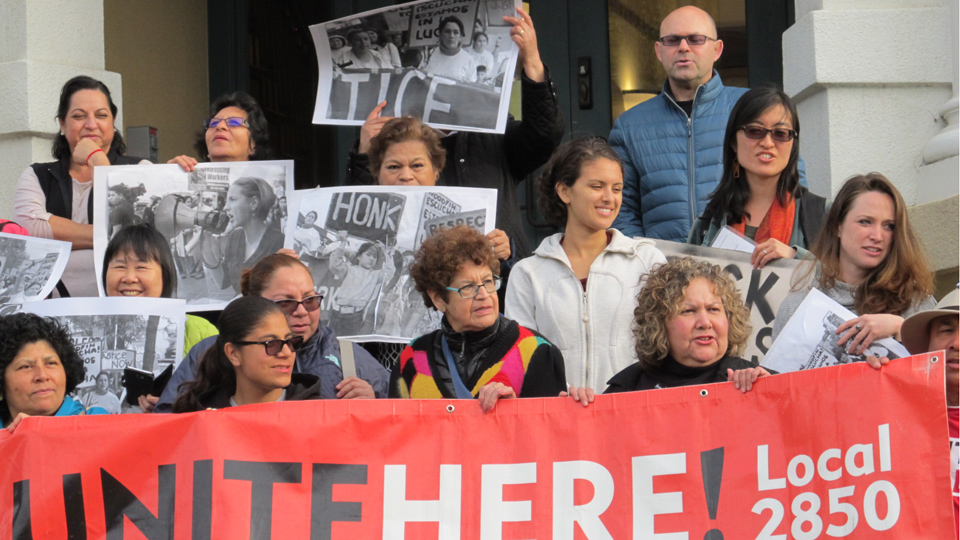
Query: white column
783,0,953,202
0,0,123,218
784,0,958,280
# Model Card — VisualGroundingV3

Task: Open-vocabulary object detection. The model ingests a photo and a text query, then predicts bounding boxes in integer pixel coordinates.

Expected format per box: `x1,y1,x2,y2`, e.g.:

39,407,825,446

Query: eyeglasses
234,335,305,356
445,276,501,299
273,294,323,315
657,34,717,47
740,125,798,143
204,117,249,129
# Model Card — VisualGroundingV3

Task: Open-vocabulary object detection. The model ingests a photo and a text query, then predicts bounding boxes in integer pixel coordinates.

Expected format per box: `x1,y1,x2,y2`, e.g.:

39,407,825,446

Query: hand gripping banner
1,353,955,539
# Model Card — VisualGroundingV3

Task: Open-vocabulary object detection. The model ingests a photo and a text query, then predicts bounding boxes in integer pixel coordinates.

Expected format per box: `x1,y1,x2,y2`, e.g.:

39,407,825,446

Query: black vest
30,153,140,296
31,153,140,223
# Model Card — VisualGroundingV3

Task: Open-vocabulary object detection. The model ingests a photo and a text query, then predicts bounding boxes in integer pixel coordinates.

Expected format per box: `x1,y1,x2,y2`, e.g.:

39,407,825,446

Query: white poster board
20,297,186,412
286,185,497,342
310,0,521,133
762,288,910,373
93,161,294,310
0,233,71,313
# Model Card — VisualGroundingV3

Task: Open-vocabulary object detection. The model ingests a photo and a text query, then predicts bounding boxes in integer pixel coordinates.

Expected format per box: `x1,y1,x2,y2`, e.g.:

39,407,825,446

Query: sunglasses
204,116,249,129
657,34,717,47
739,125,797,143
273,294,323,315
234,335,305,356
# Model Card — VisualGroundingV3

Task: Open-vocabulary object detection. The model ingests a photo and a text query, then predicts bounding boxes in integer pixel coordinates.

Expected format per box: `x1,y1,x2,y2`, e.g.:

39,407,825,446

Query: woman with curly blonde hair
391,225,566,412
565,257,773,404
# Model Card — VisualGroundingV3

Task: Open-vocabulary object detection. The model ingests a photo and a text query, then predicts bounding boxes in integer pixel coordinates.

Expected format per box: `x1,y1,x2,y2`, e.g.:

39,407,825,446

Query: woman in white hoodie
505,137,666,391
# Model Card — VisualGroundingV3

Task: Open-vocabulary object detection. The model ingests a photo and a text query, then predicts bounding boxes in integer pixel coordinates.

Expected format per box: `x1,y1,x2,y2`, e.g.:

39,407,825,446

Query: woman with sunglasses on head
171,295,320,412
155,253,388,412
14,76,149,298
392,225,566,413
689,85,827,269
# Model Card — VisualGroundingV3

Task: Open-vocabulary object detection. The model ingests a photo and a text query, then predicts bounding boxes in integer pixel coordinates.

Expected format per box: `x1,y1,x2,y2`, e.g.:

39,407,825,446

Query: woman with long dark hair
14,76,147,297
689,85,827,268
172,295,321,412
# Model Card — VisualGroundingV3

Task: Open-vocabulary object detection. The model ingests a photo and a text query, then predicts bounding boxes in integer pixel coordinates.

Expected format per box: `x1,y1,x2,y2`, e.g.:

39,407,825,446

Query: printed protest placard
1,354,953,538
19,297,186,391
286,186,496,341
0,233,71,312
93,161,294,310
310,0,521,133
763,288,911,373
653,239,804,365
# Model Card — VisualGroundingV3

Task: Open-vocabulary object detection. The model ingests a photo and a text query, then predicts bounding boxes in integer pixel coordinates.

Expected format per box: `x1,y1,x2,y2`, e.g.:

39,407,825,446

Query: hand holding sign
503,6,543,82
359,101,394,154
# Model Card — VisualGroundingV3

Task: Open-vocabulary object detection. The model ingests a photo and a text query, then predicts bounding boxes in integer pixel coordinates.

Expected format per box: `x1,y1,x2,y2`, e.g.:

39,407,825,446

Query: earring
734,162,740,178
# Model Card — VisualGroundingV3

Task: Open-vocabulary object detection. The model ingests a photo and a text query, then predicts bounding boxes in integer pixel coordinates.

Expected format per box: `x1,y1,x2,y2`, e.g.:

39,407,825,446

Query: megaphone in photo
154,195,230,238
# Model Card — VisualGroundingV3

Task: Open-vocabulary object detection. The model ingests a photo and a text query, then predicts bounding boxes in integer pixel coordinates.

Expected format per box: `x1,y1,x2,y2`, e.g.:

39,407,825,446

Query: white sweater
505,230,666,391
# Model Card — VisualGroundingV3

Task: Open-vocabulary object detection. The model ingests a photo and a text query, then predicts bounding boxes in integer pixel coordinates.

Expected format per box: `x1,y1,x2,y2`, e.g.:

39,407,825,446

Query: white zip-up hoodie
505,229,666,391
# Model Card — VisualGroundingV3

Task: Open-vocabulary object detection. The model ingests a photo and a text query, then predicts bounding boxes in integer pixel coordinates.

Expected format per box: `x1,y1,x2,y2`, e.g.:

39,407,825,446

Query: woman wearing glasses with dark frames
391,225,566,413
171,295,323,412
154,253,388,412
688,85,828,268
168,91,272,171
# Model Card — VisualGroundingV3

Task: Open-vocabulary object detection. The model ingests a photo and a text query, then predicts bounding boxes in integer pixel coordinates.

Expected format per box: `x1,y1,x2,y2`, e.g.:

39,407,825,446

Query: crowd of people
2,3,956,522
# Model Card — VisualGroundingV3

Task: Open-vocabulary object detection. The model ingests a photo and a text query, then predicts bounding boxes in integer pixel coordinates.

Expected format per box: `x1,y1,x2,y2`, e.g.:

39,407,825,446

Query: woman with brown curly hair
505,137,665,391
566,257,772,404
391,225,566,412
773,173,934,355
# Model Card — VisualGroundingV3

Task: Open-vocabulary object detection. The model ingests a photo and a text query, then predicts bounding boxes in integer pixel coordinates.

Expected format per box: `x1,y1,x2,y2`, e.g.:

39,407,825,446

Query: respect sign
2,354,953,539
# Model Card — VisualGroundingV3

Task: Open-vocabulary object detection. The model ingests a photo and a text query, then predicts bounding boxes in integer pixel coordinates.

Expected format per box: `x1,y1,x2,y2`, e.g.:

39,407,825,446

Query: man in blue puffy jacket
610,6,744,241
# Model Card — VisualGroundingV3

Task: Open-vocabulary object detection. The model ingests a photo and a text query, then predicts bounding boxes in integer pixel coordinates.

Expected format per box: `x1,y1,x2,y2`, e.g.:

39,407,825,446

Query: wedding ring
520,29,525,35
762,249,767,255
855,323,861,330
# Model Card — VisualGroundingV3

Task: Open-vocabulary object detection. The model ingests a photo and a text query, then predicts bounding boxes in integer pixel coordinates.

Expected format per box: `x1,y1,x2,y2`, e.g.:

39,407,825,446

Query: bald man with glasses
610,6,804,242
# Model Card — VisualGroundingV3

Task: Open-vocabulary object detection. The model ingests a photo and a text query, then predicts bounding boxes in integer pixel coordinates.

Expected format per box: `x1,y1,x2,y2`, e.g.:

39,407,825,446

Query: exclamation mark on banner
701,447,725,540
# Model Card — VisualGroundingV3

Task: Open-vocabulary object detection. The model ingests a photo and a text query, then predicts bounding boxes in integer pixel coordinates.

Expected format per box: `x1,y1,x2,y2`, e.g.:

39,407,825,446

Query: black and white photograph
93,161,294,310
763,288,910,373
0,232,71,313
652,239,802,365
286,185,497,341
310,0,520,133
19,297,185,414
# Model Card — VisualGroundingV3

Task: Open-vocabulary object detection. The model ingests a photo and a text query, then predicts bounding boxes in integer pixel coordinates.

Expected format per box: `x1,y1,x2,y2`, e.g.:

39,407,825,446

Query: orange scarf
733,194,795,244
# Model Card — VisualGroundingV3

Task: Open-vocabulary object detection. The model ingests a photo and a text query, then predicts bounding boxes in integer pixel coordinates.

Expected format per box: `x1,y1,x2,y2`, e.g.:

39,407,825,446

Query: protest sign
19,297,186,389
653,239,804,364
0,232,71,312
93,161,294,310
286,186,497,341
763,288,911,373
310,0,520,133
1,354,954,539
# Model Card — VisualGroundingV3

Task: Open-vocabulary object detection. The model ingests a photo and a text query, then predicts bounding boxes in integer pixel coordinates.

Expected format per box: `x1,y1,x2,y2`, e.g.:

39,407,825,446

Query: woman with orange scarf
688,85,827,268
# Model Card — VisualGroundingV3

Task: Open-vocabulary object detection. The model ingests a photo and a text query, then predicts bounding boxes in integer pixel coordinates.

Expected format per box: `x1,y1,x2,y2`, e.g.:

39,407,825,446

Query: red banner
1,353,955,539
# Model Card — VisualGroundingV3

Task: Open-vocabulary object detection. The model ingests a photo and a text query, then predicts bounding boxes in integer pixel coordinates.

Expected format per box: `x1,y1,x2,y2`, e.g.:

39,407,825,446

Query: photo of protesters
312,0,520,132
